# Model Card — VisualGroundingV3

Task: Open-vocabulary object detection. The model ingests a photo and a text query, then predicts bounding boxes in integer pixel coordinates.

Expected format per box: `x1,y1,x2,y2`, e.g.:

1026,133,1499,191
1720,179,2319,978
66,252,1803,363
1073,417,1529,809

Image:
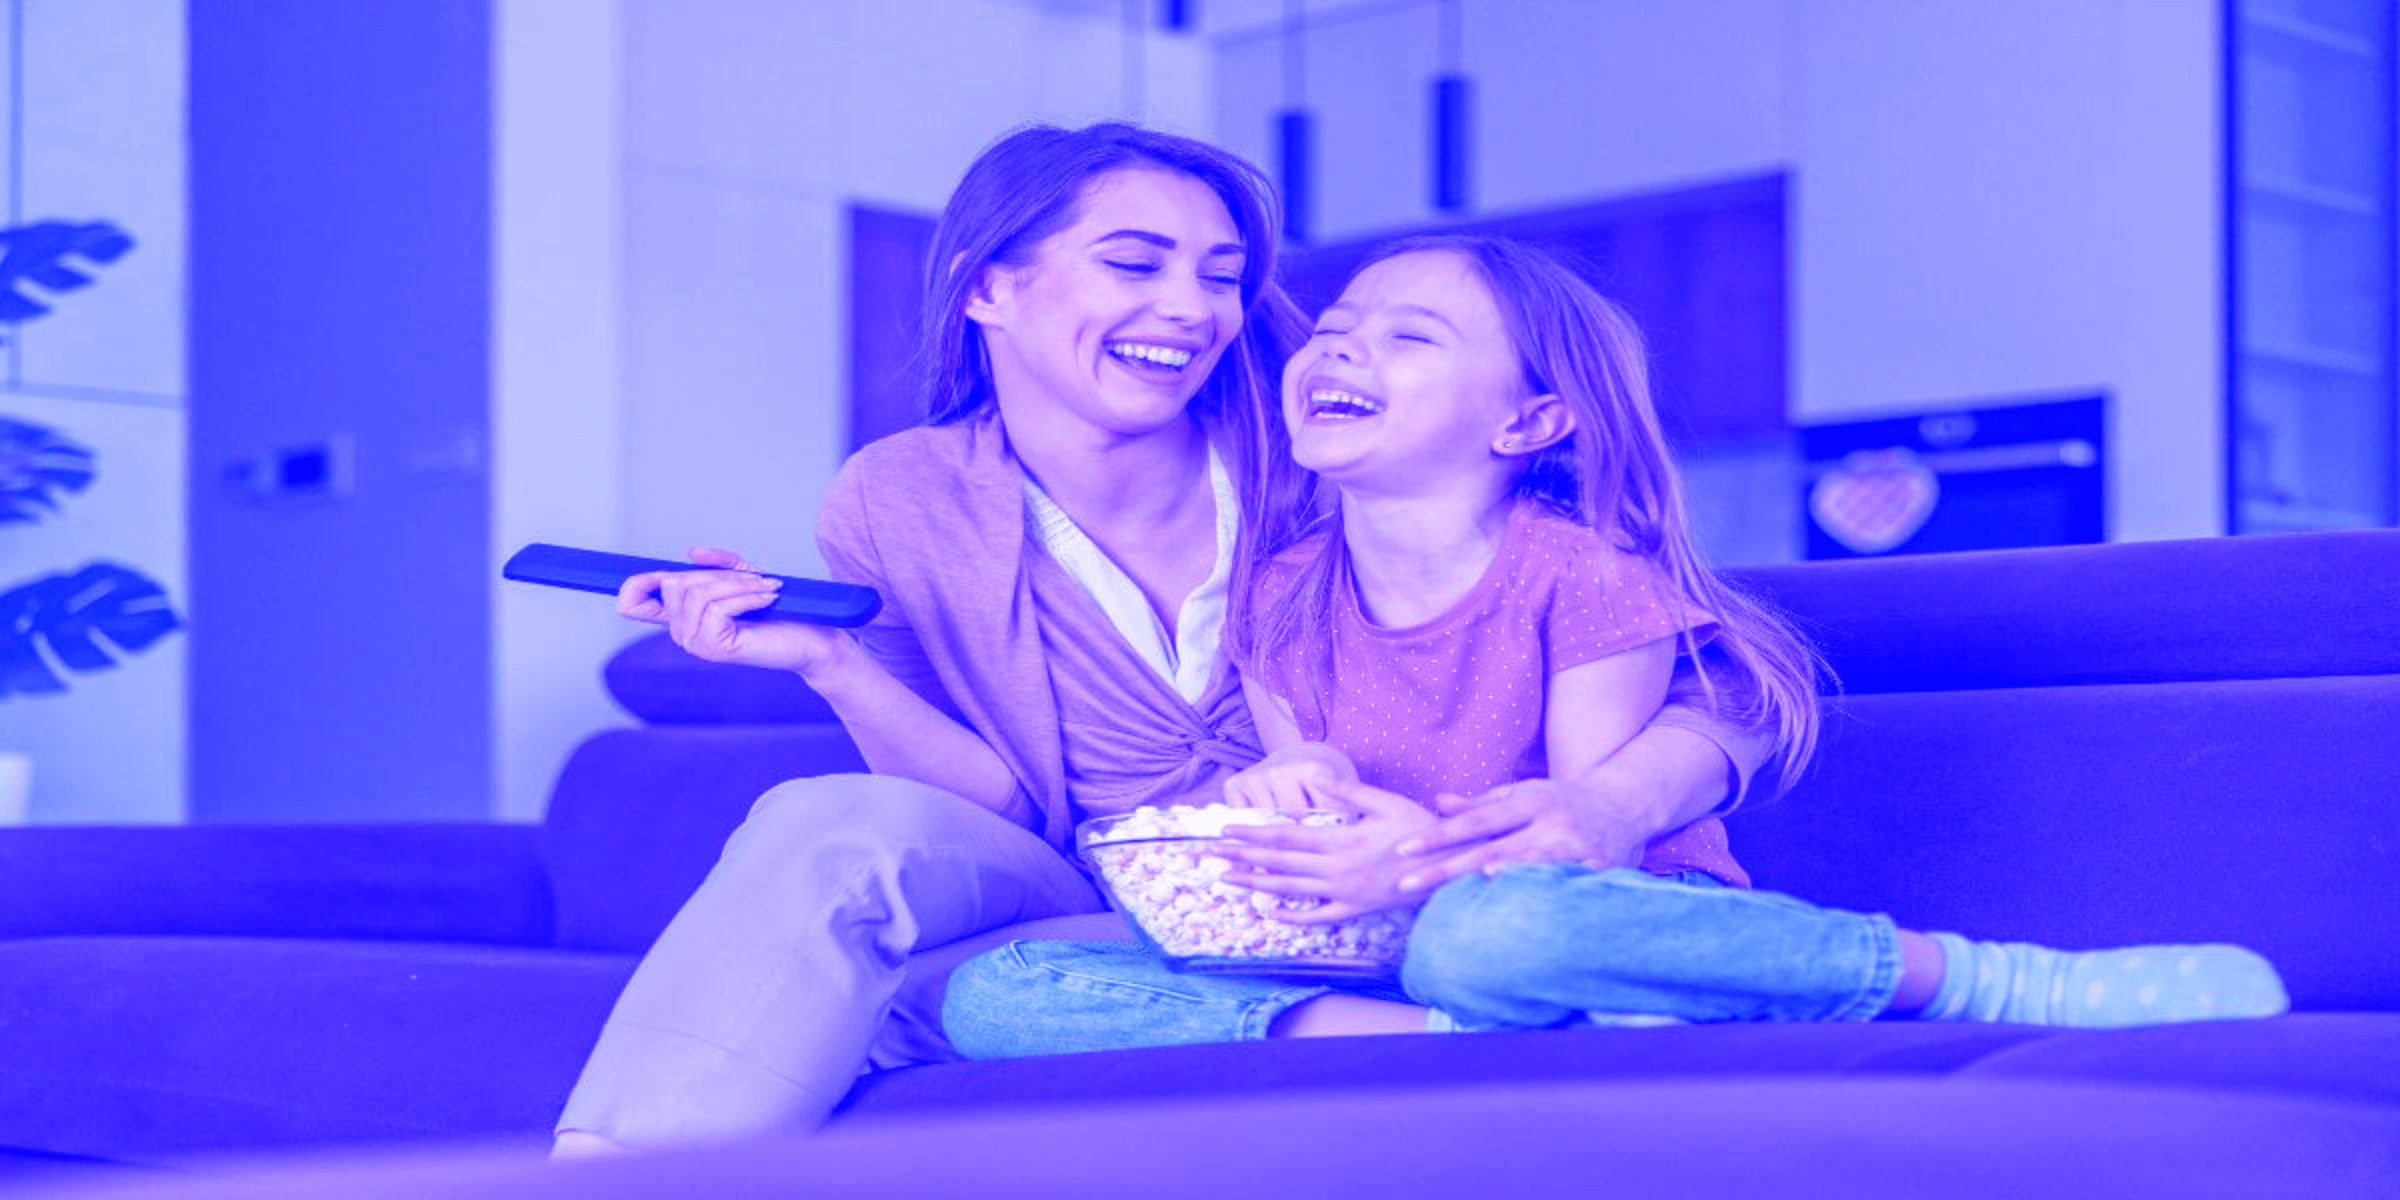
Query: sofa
3,530,2397,1196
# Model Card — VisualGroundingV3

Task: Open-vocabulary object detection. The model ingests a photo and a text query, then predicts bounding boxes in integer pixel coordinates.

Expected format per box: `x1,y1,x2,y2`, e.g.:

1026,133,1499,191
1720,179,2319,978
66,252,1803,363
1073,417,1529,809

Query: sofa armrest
0,823,554,945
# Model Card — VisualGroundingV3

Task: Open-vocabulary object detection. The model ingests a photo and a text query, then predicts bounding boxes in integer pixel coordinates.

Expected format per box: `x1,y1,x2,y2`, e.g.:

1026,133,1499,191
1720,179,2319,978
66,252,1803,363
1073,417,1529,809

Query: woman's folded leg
555,774,1104,1147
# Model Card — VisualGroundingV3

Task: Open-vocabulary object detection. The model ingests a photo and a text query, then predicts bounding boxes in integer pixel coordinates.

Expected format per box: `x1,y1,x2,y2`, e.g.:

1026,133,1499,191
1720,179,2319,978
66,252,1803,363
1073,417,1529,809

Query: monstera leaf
0,562,181,698
0,219,177,701
0,416,95,524
0,221,135,326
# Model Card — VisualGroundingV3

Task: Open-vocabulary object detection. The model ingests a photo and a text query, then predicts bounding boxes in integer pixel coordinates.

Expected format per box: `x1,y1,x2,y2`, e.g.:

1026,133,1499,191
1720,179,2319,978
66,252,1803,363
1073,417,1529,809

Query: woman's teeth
1308,388,1384,419
1107,342,1195,371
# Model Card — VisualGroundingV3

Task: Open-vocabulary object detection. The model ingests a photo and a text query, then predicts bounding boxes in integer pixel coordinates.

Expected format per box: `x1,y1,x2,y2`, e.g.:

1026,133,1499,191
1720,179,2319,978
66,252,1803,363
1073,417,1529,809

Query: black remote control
502,543,882,628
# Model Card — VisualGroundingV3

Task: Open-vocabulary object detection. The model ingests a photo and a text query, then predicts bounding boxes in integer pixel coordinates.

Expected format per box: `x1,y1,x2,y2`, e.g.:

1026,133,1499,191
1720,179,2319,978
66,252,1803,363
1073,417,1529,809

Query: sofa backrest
538,635,865,953
1723,531,2400,1012
540,534,2399,1012
1726,530,2400,694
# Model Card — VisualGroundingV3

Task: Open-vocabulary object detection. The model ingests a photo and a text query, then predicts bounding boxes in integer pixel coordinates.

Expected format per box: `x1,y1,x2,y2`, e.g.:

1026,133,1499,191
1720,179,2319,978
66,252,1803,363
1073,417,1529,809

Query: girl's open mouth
1305,387,1385,421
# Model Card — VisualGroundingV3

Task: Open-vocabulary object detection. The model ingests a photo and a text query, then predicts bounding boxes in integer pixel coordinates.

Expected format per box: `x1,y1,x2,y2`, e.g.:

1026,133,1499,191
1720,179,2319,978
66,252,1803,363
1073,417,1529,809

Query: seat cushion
0,936,635,1163
1952,1012,2400,1107
833,1014,2400,1127
833,1020,2049,1123
44,1076,2400,1199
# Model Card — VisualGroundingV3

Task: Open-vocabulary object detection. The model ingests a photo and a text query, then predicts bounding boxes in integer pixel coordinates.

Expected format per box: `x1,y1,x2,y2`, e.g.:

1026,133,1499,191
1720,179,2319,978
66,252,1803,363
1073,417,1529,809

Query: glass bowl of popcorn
1077,804,1414,981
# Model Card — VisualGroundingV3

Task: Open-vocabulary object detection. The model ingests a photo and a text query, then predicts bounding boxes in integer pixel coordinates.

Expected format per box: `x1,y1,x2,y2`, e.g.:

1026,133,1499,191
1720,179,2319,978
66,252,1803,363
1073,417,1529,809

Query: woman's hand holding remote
618,545,1028,824
615,546,855,680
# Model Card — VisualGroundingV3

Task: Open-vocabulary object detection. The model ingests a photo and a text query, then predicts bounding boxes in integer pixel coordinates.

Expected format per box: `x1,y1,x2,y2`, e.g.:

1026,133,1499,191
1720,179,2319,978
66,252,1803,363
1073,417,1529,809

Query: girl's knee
1402,876,1494,1008
1401,867,1653,1010
940,941,1037,1060
941,940,1172,1060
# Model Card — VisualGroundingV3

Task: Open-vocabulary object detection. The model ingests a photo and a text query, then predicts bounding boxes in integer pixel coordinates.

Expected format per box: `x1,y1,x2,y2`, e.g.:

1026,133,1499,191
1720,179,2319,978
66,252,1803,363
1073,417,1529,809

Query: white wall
1791,0,2222,543
490,0,1211,819
1214,0,2224,543
1215,1,1790,238
494,0,631,823
612,0,1213,578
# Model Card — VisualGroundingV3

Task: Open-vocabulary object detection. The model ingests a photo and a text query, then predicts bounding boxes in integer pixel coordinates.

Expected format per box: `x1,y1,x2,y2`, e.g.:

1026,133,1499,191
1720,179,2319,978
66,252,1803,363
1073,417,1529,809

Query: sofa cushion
1728,530,2400,693
603,633,838,725
539,726,867,953
1952,1013,2400,1108
1734,673,2400,1011
0,936,634,1164
834,1013,2400,1127
833,1021,2058,1123
706,1077,2400,1199
0,1147,147,1189
73,1076,2400,1199
0,824,550,944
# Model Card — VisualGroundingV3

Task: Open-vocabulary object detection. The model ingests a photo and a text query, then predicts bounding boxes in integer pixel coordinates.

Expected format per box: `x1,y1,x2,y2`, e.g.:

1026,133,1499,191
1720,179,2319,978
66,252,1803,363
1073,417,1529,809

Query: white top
1023,444,1238,705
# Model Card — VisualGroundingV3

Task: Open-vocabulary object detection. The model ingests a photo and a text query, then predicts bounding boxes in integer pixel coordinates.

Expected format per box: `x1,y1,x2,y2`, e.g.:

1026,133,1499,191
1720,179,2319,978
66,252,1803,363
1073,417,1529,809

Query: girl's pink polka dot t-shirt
1252,499,1746,885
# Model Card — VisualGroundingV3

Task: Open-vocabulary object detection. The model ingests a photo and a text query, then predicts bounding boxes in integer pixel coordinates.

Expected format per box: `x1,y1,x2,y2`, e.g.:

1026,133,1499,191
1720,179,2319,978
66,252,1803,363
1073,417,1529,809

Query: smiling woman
552,122,1319,1154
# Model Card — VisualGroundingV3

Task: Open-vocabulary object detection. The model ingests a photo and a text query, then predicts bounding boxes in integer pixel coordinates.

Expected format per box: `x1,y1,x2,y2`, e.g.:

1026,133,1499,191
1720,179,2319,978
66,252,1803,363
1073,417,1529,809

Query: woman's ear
1493,394,1577,458
962,261,1015,329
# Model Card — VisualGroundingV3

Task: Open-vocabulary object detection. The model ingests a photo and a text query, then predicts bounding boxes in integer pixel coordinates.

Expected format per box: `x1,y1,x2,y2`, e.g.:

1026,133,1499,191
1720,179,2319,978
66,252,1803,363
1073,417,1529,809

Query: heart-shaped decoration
1810,448,1940,555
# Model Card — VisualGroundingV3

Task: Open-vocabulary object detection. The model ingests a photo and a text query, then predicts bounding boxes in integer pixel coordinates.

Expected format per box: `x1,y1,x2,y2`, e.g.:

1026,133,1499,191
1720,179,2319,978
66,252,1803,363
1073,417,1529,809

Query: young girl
940,236,2288,1053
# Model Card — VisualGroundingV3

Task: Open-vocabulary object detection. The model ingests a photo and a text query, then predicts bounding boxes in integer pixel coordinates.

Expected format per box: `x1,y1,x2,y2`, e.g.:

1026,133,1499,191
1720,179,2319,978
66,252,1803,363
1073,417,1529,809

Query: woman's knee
745,772,967,834
729,773,990,870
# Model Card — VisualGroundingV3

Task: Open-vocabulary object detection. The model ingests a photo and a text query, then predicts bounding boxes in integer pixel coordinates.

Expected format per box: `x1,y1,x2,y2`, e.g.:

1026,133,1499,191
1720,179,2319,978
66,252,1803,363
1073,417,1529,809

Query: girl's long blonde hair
1237,235,1827,790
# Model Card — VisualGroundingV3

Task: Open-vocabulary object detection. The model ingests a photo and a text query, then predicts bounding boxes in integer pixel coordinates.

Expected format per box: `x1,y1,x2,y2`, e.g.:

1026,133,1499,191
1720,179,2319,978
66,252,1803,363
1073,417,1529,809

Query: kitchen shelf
2242,8,2378,59
2241,173,2382,217
2226,0,2397,533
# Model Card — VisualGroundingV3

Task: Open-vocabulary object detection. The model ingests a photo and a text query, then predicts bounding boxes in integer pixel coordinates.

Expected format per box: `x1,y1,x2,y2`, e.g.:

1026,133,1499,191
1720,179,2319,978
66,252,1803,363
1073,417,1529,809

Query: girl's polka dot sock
1920,932,2290,1028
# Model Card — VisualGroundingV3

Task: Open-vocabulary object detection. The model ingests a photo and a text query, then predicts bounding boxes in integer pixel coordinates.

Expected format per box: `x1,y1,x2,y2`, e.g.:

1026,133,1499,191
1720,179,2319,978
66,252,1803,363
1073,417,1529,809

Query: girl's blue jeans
942,866,1903,1059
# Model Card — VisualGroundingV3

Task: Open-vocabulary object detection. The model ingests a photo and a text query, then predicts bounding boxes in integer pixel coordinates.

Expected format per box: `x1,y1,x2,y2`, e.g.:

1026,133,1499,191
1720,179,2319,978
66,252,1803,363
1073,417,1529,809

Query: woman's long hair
916,122,1324,583
1239,235,1828,789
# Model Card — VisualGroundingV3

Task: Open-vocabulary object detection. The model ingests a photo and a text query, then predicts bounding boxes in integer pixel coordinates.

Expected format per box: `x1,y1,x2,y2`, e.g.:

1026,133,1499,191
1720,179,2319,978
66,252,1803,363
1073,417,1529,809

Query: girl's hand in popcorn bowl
1220,743,1360,815
1213,777,1448,924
